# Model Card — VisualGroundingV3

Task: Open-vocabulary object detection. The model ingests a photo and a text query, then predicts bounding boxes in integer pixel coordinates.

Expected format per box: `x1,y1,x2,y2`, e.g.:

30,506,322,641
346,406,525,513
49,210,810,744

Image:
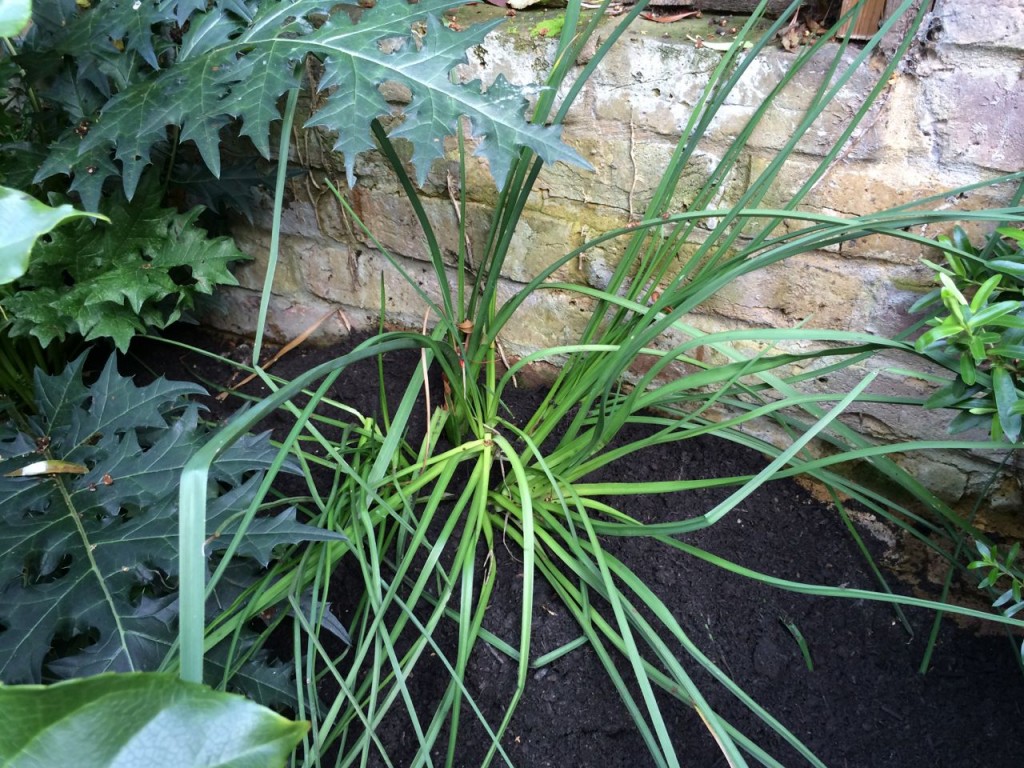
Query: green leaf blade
228,42,304,158
992,365,1022,442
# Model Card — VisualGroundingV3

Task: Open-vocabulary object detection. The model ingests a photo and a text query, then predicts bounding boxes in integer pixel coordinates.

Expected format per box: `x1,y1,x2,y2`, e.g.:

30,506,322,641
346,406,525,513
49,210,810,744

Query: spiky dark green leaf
0,354,342,685
1,190,246,351
30,0,587,199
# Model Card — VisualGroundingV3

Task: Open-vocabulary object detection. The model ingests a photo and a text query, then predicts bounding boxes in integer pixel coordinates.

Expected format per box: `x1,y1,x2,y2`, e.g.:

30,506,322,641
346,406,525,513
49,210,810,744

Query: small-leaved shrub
914,226,1024,441
970,540,1024,658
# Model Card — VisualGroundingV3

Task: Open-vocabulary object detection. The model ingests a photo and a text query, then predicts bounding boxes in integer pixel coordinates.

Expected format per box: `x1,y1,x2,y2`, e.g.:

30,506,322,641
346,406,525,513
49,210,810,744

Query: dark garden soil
127,325,1024,768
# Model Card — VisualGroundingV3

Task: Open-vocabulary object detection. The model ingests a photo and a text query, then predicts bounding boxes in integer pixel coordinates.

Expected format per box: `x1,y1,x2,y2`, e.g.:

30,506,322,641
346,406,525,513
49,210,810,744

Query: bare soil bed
128,325,1024,768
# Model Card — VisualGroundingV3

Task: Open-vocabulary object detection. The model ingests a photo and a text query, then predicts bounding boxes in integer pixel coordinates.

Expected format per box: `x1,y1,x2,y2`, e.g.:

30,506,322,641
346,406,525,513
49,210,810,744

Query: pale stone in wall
916,0,1024,172
231,226,306,296
297,239,445,327
923,67,1024,172
935,0,1024,50
500,287,597,357
210,289,356,342
710,48,887,159
583,37,717,137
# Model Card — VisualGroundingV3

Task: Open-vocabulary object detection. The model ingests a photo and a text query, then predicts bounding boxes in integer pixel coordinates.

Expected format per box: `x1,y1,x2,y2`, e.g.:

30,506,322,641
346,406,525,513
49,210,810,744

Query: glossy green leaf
937,234,968,278
969,274,1001,313
939,272,968,320
923,382,969,410
959,353,977,386
948,410,991,434
990,343,1024,359
0,673,307,767
987,262,1024,282
994,588,1016,608
989,259,1024,279
950,226,977,257
0,0,28,37
991,365,1022,442
967,335,986,364
996,226,1024,245
978,569,1000,589
986,315,1024,329
1008,542,1020,567
914,321,962,351
0,187,105,285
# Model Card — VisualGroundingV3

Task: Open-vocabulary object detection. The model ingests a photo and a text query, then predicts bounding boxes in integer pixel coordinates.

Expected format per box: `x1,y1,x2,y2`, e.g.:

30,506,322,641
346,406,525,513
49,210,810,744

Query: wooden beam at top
839,0,889,39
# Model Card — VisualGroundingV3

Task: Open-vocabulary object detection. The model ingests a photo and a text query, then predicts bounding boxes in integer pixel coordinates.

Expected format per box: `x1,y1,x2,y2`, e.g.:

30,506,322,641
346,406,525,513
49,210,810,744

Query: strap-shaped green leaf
992,365,1022,442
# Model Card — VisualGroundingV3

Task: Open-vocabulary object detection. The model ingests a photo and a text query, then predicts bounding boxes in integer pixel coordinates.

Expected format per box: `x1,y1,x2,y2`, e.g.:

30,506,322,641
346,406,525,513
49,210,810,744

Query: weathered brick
698,252,869,330
230,227,306,295
922,66,1024,172
935,0,1024,49
210,287,356,344
295,239,441,325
